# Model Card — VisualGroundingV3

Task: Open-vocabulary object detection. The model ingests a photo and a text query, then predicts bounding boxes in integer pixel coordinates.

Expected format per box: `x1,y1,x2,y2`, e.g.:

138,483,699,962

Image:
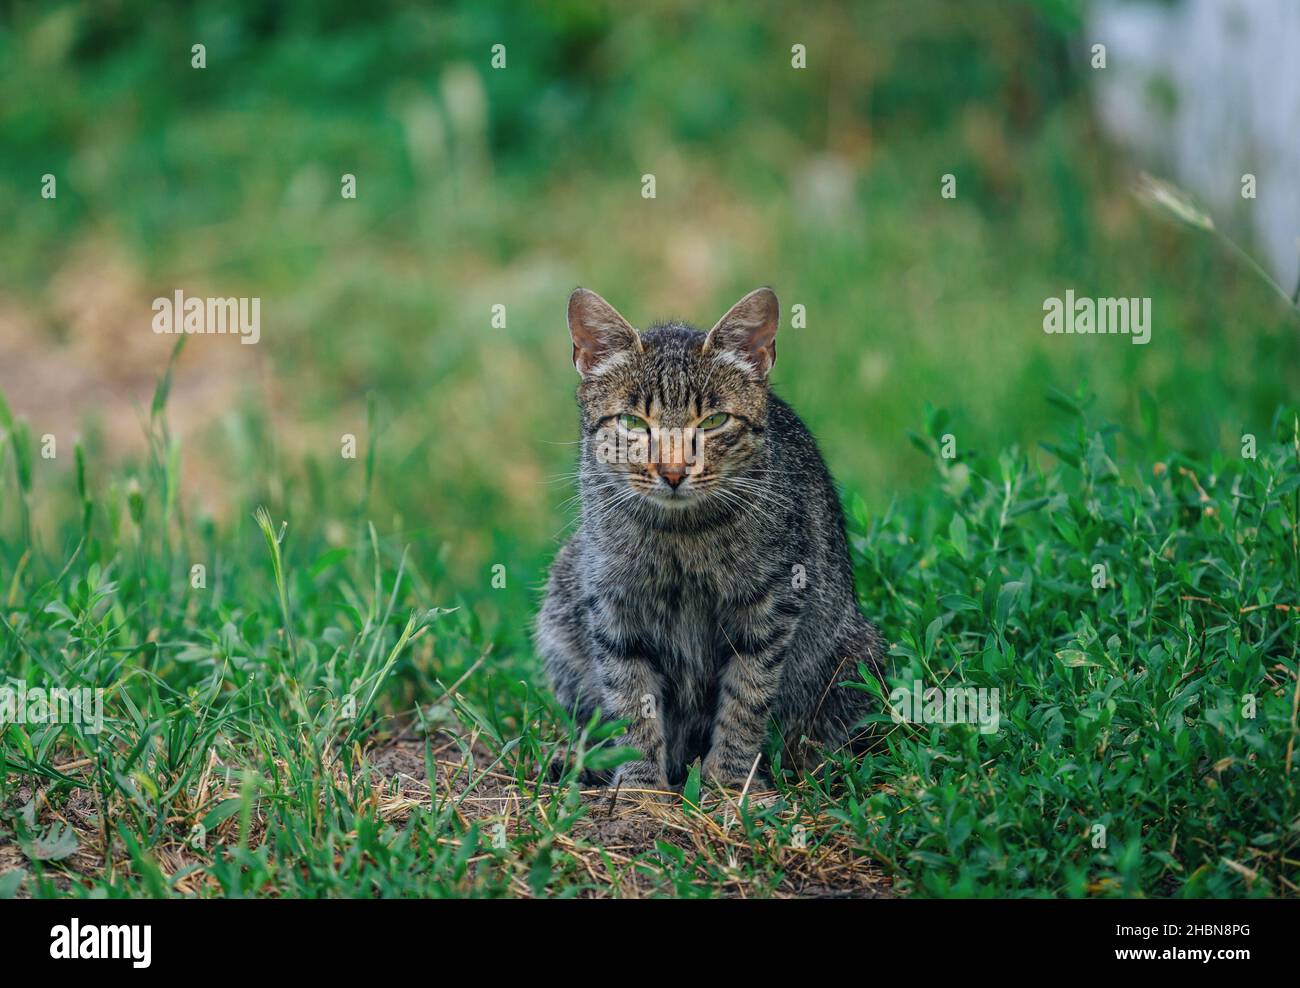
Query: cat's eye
697,412,730,430
618,414,650,432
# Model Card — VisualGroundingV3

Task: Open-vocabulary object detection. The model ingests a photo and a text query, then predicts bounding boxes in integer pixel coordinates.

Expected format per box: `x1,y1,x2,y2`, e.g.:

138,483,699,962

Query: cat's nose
660,466,686,488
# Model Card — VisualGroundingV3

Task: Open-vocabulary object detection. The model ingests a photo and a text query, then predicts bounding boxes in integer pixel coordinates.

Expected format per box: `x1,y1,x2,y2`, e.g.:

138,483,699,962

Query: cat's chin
641,489,698,509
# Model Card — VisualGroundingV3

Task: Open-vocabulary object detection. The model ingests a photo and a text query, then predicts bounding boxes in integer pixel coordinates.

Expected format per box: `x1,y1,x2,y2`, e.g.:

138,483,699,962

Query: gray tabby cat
537,286,885,792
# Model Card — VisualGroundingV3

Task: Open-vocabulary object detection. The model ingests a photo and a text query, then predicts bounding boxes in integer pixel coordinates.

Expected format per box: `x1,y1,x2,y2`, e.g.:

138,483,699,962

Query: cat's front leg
596,650,670,793
702,646,782,789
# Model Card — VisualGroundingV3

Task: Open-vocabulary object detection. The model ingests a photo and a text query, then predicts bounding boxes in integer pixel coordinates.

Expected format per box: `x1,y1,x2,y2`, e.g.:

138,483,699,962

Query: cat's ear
703,287,780,379
567,288,642,377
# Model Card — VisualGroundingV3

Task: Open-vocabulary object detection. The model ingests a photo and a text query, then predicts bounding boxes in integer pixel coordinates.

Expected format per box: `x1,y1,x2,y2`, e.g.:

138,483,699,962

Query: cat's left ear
703,287,780,379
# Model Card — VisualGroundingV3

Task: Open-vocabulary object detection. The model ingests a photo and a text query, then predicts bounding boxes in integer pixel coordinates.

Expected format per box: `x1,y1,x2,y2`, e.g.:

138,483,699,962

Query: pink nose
660,466,686,488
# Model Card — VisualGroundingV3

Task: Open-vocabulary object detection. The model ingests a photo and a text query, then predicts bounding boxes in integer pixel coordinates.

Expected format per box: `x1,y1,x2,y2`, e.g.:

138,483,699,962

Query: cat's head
568,286,779,509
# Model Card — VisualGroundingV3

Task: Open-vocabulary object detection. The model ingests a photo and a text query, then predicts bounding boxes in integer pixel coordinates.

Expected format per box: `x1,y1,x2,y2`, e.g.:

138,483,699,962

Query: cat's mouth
631,471,722,508
645,484,695,506
625,479,693,505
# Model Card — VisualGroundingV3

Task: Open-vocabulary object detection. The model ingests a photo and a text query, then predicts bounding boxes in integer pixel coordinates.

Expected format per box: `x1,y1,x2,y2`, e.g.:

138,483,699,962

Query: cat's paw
701,752,767,792
612,763,672,800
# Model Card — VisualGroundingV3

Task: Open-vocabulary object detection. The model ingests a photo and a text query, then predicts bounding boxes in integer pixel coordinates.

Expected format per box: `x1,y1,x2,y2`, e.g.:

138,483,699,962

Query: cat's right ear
567,288,642,377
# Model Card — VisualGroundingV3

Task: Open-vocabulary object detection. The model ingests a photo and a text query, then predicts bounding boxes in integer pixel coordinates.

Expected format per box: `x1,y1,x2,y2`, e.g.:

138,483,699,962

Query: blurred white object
1089,0,1300,290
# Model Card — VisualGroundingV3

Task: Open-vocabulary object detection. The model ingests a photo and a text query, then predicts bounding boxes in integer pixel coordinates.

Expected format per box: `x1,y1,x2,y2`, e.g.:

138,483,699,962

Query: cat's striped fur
537,287,884,791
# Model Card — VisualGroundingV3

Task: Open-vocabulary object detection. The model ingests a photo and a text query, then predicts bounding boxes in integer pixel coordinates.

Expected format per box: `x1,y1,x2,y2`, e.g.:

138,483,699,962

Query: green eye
618,414,650,432
698,412,730,430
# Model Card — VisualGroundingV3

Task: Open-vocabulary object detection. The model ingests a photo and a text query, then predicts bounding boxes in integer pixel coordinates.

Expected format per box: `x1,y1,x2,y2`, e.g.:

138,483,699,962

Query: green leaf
584,745,642,773
151,335,187,421
202,798,243,832
10,420,32,492
948,514,969,560
527,846,553,896
308,546,351,578
995,581,1025,625
682,761,701,810
0,869,24,898
27,822,79,861
924,615,943,657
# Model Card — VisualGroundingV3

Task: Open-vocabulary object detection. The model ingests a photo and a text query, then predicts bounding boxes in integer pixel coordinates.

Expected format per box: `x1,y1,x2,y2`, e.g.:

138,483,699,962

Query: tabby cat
537,286,884,792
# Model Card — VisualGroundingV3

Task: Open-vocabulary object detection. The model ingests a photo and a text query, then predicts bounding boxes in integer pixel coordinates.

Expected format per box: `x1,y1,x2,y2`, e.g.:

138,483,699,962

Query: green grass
3,0,1300,898
1,369,1297,897
848,395,1300,896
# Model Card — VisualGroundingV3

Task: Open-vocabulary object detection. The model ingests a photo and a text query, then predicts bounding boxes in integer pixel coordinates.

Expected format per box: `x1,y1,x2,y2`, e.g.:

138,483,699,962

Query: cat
536,286,885,793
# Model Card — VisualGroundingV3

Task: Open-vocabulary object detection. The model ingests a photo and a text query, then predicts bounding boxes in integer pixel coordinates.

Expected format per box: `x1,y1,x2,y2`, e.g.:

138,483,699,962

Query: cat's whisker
705,487,755,517
721,477,794,515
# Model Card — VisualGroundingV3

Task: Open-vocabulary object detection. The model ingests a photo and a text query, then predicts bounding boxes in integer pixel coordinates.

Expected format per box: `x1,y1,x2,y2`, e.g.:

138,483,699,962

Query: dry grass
2,730,891,899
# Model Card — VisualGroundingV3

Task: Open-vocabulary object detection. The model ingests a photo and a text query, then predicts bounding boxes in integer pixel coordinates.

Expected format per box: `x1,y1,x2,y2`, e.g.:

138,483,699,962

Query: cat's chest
584,516,783,668
593,546,725,665
598,533,737,611
601,523,753,587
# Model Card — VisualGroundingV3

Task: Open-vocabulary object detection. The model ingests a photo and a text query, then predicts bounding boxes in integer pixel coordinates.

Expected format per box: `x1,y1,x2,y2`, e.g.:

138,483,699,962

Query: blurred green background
2,0,1297,636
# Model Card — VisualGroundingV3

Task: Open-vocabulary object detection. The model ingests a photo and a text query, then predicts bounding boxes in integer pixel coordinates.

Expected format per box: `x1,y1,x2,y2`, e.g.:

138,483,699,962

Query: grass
850,394,1300,896
1,366,1297,898
3,1,1300,898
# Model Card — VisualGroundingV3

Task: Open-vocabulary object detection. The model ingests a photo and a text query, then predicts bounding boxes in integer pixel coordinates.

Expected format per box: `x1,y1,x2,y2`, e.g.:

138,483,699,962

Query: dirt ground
1,731,892,899
0,242,275,513
371,733,893,898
